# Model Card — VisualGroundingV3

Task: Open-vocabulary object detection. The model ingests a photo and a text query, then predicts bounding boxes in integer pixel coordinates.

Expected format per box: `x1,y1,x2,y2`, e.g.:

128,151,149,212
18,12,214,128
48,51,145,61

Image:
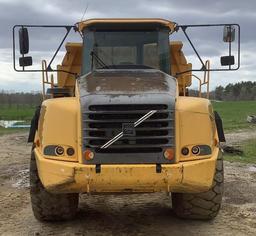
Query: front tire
172,153,224,220
30,149,79,221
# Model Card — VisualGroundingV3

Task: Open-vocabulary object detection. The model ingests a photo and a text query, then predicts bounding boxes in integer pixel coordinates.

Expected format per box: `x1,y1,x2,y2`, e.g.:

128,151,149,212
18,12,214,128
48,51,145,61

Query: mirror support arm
175,23,240,76
180,26,206,71
12,24,77,76
47,26,73,72
20,26,24,71
229,39,232,70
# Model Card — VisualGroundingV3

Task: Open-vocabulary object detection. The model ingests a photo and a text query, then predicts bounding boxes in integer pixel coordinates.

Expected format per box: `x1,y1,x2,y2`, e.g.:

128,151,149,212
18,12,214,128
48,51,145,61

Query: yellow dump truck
13,18,240,221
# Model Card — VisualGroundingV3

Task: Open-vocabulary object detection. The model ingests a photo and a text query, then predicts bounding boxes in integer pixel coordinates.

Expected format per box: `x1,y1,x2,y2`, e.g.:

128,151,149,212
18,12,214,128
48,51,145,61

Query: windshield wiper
90,50,109,70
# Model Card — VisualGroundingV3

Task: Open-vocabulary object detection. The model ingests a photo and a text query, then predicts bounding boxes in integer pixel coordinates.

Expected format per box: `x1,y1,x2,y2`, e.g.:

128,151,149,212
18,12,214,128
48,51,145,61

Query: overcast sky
0,0,254,92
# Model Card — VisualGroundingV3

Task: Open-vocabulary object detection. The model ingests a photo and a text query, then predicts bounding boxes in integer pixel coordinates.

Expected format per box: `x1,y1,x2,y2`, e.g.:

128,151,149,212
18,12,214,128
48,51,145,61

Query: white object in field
247,115,256,123
0,120,30,128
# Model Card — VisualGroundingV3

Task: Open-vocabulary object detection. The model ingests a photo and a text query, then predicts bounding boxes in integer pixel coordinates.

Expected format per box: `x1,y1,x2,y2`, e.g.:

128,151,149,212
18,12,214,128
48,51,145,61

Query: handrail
181,60,210,98
41,60,54,100
201,60,210,99
192,74,202,97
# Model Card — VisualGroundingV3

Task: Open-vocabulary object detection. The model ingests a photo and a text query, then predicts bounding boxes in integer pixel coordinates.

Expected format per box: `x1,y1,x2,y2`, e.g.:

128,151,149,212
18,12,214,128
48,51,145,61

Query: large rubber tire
30,149,79,221
172,154,224,220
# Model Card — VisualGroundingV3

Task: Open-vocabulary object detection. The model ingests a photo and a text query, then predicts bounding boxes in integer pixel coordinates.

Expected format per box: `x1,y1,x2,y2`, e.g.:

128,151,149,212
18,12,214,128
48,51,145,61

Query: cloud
0,0,254,92
0,48,64,92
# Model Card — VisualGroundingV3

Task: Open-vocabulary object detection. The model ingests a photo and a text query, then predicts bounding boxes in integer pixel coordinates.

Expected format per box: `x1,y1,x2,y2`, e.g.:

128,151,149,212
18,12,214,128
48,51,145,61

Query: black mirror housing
19,56,33,67
221,56,235,66
19,27,29,54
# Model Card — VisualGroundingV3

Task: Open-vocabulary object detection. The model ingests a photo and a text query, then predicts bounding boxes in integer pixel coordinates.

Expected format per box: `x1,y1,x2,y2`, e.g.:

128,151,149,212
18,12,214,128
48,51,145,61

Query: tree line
190,81,256,101
0,91,42,107
0,81,255,106
213,81,256,101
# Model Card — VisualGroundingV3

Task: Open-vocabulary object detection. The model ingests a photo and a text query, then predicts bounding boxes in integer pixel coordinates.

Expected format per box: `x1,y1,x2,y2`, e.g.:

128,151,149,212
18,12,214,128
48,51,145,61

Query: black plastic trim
198,145,212,156
95,164,101,173
156,164,162,173
47,88,71,97
214,111,226,142
28,106,41,143
44,145,58,156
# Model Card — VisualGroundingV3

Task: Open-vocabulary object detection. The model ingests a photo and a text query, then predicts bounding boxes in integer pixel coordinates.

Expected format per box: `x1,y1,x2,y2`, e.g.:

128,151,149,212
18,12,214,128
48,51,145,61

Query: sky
0,0,255,92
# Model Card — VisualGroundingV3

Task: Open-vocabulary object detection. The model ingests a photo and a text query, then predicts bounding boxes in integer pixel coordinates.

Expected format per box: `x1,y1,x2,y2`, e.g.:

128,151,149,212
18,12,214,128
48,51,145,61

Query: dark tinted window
82,30,170,74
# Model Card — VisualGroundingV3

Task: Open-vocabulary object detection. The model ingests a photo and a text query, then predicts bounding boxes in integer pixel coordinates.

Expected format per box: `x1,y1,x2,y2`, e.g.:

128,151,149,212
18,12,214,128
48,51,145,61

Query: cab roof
77,18,176,33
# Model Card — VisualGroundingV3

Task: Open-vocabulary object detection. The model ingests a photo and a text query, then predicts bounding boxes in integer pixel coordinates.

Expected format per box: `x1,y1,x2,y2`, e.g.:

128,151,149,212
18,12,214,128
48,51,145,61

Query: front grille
82,104,174,154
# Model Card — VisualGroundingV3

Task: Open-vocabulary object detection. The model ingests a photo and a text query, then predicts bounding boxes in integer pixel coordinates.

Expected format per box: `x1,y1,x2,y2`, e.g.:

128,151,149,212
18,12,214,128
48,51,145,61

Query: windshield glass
82,29,170,74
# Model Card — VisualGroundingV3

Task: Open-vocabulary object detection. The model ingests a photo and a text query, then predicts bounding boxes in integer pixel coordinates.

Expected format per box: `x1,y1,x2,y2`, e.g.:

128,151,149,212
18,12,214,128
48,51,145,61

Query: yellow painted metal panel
77,18,176,32
182,148,218,191
34,147,219,194
39,98,79,162
170,41,192,93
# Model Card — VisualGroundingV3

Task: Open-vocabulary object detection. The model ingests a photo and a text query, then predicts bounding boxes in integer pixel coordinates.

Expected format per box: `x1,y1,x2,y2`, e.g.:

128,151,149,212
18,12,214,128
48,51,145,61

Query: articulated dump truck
13,18,240,221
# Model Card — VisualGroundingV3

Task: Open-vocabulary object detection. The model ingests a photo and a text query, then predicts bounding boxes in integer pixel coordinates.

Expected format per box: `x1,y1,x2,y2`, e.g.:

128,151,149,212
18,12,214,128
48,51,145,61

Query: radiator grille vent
82,104,174,154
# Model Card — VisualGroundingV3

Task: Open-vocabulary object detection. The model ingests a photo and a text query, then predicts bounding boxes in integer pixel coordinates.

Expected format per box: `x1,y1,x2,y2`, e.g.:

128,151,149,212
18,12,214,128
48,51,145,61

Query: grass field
0,104,36,121
224,138,256,164
212,100,256,132
0,105,34,135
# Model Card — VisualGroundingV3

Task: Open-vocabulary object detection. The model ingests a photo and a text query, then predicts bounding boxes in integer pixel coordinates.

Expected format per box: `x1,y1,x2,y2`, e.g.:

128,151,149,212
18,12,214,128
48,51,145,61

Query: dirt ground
0,132,256,236
225,129,256,145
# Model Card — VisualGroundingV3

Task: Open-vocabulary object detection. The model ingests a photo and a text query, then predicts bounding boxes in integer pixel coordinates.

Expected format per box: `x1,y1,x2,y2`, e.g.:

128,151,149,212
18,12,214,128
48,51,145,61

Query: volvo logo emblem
100,110,157,149
122,123,135,136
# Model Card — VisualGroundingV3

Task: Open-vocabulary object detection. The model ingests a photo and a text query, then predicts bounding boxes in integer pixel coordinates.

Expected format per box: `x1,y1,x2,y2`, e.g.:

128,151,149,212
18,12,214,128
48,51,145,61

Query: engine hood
78,69,177,97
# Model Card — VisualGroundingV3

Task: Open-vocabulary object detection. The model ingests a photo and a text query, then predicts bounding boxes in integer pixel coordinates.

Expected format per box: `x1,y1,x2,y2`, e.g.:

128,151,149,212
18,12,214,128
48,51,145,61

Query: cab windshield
82,29,170,74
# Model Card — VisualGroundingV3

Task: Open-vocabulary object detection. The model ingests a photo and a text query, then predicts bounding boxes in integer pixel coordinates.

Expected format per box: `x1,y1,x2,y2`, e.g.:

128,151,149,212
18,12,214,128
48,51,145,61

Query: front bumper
34,148,220,194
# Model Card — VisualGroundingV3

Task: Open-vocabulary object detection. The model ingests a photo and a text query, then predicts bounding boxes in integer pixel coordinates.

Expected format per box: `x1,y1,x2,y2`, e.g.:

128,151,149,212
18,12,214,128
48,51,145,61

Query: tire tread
172,153,224,220
30,149,78,221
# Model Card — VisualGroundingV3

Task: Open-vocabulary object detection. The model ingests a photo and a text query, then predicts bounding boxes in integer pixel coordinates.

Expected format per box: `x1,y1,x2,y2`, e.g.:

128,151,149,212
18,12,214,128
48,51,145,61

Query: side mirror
221,55,235,66
18,27,33,67
223,25,235,42
19,27,29,54
19,56,33,67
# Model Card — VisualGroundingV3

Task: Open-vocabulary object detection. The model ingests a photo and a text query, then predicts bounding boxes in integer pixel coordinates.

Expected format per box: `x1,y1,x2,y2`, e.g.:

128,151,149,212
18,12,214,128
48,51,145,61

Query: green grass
0,104,33,136
224,138,256,164
0,104,36,120
212,101,256,132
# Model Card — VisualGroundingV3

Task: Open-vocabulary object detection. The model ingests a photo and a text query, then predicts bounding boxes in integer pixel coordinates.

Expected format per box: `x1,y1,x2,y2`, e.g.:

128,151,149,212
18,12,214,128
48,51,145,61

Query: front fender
37,97,80,161
175,97,217,162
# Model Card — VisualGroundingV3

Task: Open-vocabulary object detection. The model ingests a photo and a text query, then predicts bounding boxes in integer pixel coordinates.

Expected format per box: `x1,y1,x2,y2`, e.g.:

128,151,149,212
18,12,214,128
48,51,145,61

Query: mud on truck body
13,18,240,221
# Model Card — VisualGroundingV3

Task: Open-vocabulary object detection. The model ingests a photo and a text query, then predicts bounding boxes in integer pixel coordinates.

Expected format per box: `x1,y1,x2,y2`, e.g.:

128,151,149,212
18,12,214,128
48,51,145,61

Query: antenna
80,1,89,22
